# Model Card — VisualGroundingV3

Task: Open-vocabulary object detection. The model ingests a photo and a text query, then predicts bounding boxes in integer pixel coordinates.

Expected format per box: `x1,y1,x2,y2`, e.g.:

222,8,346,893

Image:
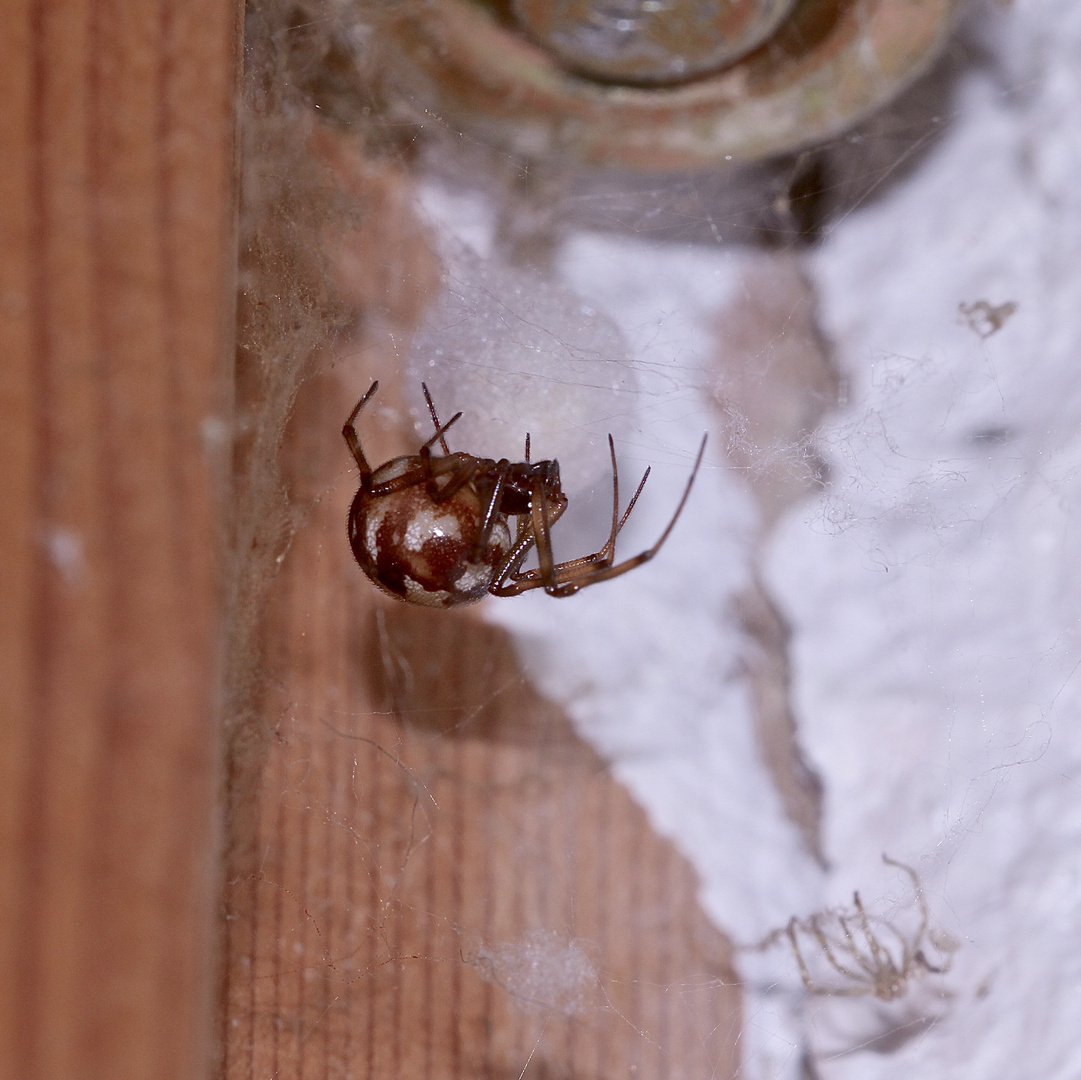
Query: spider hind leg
343,380,381,477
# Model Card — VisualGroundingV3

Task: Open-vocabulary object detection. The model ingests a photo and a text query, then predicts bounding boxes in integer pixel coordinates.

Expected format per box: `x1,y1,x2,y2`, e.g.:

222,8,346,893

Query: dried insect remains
784,856,959,1001
343,381,706,608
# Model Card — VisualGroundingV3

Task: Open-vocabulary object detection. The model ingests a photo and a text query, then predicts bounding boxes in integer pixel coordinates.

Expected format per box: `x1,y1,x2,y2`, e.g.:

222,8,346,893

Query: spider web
221,3,1081,1079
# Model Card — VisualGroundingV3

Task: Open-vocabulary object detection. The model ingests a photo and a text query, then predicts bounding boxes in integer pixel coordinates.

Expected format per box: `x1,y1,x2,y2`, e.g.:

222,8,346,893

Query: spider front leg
493,438,629,597
522,458,639,596
546,435,651,577
490,436,656,597
517,434,708,597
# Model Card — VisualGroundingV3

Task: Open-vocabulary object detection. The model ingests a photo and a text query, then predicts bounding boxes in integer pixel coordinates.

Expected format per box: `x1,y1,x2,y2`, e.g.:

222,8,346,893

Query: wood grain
0,1,239,1078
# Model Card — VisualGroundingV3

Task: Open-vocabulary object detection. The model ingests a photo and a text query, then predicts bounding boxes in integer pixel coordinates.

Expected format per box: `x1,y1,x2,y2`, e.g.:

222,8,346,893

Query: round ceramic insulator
377,0,964,167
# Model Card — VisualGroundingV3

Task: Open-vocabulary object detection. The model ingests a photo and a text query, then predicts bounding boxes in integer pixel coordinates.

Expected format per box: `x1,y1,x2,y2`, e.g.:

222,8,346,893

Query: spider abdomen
348,480,512,608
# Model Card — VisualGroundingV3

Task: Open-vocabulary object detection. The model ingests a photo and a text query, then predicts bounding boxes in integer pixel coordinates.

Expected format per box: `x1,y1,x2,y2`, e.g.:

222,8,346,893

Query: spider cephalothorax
342,380,705,607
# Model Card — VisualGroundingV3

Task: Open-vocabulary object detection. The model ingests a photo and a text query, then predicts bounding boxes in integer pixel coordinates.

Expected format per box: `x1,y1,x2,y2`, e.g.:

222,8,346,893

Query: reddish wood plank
0,1,239,1078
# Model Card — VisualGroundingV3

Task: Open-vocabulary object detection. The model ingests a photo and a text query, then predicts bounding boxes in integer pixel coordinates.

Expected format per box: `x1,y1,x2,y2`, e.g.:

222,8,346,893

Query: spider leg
474,460,512,557
851,894,893,976
342,380,381,479
420,410,463,454
875,913,915,970
881,855,957,976
421,382,452,455
883,855,930,947
808,983,879,998
490,528,537,592
531,478,560,593
488,495,568,595
363,462,430,497
493,433,707,597
493,482,581,597
787,918,818,994
366,454,476,500
417,446,480,504
588,434,650,568
913,947,955,976
504,436,650,586
811,914,870,984
607,438,652,557
788,918,873,997
603,435,622,563
414,413,471,501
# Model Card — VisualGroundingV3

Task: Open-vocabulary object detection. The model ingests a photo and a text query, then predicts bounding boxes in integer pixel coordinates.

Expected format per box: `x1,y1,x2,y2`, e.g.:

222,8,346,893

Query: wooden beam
0,1,240,1077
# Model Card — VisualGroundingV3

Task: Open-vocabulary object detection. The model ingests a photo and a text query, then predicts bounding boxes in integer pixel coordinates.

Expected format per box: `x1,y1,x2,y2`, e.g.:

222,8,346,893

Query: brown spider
786,856,958,1001
342,380,706,607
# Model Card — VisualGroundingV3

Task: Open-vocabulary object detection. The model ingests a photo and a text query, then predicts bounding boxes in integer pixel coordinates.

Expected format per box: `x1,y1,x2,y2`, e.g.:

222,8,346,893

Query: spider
785,856,958,1001
342,380,707,608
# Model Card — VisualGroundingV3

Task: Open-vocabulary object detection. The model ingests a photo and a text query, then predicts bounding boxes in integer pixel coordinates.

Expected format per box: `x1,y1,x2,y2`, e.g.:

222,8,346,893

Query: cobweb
222,2,1081,1079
